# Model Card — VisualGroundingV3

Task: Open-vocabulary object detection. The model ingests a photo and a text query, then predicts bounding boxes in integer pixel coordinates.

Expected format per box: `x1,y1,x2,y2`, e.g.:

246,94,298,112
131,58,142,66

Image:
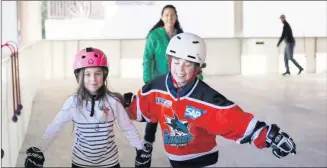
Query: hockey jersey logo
184,105,205,120
163,111,194,146
156,97,172,108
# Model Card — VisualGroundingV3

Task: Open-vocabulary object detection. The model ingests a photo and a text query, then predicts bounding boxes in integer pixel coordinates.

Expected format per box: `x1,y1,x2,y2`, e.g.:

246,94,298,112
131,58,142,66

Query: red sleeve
127,89,158,123
206,105,267,149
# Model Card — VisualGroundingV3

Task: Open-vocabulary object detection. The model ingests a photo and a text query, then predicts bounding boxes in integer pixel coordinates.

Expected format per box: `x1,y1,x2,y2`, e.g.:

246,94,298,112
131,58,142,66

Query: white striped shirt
39,94,143,167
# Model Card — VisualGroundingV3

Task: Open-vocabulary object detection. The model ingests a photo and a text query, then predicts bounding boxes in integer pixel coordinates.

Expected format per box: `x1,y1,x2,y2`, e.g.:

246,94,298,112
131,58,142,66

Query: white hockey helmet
166,33,206,67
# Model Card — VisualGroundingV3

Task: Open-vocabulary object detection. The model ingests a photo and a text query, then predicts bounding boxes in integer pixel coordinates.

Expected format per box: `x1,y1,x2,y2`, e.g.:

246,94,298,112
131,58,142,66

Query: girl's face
83,67,104,95
161,7,177,27
170,57,196,87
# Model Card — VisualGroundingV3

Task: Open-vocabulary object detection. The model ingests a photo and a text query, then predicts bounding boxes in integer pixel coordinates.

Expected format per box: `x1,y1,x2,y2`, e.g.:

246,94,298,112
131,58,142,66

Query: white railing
27,37,327,79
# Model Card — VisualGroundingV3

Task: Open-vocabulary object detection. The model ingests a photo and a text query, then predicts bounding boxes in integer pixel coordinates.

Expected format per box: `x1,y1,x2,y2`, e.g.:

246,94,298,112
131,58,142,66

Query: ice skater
142,5,204,168
24,47,151,168
124,33,297,168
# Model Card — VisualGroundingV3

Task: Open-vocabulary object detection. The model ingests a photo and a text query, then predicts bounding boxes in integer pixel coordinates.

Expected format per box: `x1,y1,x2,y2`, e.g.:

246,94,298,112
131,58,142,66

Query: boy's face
170,57,196,87
83,67,104,95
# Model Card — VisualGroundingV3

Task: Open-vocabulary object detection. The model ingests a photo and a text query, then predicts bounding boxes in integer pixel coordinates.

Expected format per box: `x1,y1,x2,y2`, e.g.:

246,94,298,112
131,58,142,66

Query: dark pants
72,163,121,168
284,42,303,72
144,122,158,143
169,151,219,168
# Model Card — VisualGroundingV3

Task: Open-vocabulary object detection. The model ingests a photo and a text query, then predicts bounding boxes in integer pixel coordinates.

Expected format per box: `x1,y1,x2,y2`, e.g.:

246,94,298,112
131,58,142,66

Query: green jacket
142,28,203,83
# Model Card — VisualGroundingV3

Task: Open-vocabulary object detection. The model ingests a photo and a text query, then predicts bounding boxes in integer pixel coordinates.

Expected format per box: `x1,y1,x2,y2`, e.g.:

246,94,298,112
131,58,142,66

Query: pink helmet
73,47,108,75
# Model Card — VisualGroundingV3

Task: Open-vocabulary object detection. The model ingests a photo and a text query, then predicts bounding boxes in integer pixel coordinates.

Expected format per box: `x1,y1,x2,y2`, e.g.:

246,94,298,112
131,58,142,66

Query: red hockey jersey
128,74,268,162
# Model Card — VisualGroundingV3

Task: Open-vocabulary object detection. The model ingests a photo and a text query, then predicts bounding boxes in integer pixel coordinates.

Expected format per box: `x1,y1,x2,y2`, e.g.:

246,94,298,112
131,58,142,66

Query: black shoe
282,72,290,76
298,68,304,75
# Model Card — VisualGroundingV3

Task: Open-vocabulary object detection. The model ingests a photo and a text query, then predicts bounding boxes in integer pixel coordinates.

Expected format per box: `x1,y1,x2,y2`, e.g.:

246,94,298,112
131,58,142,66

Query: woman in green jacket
140,4,203,168
143,5,183,84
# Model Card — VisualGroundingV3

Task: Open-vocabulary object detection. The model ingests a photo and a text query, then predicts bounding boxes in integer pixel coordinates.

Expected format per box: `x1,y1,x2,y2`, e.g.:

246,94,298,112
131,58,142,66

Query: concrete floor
16,74,327,167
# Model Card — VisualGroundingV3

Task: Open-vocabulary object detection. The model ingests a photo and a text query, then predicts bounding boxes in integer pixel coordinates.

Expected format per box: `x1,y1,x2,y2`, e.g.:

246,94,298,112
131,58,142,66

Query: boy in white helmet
124,33,297,168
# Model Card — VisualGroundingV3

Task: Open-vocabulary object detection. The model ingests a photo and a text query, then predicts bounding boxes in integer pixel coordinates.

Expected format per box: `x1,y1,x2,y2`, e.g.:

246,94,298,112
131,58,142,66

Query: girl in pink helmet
24,47,151,168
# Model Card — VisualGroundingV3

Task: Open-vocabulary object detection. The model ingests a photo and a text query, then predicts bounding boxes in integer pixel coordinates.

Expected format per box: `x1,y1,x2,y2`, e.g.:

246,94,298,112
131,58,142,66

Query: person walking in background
277,14,304,76
141,4,204,168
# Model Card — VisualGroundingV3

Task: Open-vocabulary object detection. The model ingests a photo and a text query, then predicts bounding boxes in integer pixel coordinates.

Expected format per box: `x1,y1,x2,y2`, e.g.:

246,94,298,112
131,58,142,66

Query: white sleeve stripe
236,118,258,144
185,97,236,109
135,94,143,121
135,94,151,122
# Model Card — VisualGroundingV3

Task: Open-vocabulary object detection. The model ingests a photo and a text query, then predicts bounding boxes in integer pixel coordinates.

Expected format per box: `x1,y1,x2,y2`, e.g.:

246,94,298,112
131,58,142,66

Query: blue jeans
284,42,303,72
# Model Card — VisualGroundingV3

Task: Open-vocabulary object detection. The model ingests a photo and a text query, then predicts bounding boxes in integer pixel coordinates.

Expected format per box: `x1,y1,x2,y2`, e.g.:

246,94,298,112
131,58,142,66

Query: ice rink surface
16,74,327,167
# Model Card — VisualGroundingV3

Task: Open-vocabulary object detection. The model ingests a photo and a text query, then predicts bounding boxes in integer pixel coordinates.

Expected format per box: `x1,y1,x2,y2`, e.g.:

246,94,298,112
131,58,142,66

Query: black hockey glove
135,142,153,168
123,92,134,108
266,124,296,158
25,147,45,168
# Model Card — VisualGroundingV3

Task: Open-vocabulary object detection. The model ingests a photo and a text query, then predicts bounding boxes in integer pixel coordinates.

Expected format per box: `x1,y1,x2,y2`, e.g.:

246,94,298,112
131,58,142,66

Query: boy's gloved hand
266,124,296,158
135,142,153,168
25,147,45,168
123,92,134,108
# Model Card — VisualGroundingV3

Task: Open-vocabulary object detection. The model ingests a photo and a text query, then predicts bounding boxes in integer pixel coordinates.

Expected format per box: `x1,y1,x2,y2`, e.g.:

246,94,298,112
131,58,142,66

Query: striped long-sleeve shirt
39,94,143,167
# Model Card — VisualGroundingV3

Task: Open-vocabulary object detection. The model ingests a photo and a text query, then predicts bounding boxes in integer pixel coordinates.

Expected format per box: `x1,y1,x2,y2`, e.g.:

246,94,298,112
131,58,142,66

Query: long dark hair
71,67,124,134
147,5,184,37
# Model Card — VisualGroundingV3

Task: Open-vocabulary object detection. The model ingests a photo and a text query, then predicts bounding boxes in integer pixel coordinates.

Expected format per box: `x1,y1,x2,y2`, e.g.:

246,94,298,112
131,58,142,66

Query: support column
234,1,243,37
233,1,243,75
304,37,317,73
19,1,42,46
